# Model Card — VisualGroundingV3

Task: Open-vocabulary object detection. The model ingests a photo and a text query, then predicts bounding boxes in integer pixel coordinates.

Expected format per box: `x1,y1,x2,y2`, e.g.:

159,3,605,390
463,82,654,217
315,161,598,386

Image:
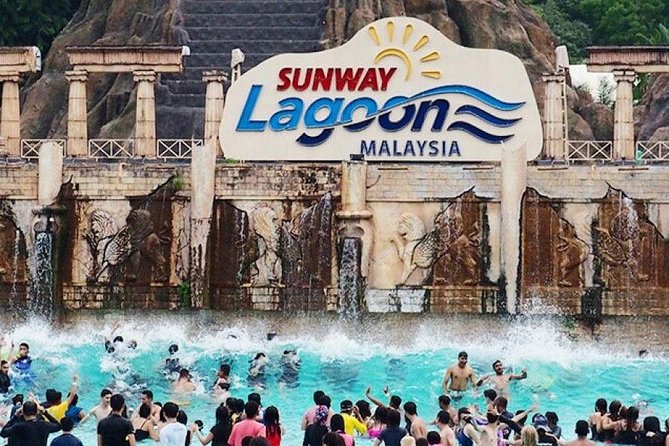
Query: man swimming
476,360,527,398
173,369,197,393
81,388,113,425
443,351,477,394
164,344,181,374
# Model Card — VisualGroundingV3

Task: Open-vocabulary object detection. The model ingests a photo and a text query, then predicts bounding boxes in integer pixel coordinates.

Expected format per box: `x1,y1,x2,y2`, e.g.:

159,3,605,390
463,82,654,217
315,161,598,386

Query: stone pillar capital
202,70,228,83
612,69,636,83
133,70,157,83
65,70,88,82
542,72,565,83
0,73,20,83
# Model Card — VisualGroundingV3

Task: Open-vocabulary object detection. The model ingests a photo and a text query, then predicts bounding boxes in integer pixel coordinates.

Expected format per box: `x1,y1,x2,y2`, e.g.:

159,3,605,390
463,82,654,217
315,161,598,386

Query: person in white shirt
159,402,188,446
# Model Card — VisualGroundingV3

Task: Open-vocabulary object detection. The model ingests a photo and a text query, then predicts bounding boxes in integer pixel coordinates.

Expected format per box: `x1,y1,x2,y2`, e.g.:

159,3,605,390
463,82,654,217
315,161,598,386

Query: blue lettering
417,140,426,156
379,140,391,156
411,99,449,131
449,141,461,156
269,98,303,131
429,140,439,156
361,140,376,156
237,85,266,131
393,140,402,156
341,97,378,123
304,98,344,127
404,140,416,156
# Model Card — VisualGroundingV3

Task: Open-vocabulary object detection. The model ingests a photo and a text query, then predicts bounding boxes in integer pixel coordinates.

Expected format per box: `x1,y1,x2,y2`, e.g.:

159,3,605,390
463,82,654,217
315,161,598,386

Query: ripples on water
2,314,668,444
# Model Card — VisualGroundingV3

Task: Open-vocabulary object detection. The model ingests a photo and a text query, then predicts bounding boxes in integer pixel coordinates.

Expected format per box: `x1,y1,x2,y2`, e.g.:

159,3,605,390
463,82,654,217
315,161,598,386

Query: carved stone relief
247,207,282,286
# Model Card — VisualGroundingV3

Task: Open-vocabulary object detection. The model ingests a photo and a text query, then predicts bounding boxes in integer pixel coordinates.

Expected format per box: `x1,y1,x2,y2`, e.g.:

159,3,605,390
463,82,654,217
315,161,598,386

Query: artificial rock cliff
17,0,667,143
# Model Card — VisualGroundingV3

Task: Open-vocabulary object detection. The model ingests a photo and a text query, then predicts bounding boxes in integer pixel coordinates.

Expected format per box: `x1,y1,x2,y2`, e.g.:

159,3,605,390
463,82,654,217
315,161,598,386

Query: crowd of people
0,335,666,446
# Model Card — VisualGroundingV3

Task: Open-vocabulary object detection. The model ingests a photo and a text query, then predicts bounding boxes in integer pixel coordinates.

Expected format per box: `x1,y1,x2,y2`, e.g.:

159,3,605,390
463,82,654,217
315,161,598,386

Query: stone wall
1,161,667,316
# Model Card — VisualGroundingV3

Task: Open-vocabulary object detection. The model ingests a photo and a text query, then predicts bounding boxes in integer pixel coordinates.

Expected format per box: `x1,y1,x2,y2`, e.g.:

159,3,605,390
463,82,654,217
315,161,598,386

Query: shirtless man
131,390,161,421
567,420,596,446
436,410,456,446
443,351,477,394
403,402,427,439
476,360,527,398
173,369,197,393
82,388,112,425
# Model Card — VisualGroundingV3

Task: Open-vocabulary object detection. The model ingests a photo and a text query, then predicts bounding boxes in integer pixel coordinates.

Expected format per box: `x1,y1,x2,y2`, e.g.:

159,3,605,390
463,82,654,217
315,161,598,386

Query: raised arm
64,373,79,406
509,368,528,381
365,386,387,408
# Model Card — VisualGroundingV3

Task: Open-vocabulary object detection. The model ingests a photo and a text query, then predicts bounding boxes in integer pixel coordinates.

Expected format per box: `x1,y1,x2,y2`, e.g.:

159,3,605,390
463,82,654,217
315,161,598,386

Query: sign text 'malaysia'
277,67,397,92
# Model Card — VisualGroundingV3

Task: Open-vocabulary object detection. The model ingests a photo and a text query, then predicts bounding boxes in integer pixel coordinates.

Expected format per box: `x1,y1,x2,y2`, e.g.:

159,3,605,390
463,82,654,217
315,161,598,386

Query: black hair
404,402,417,416
319,395,331,408
417,439,430,446
215,406,230,426
515,409,528,425
139,403,151,418
233,398,245,414
609,400,622,419
330,413,345,432
437,410,451,425
253,352,266,360
492,360,502,368
245,401,259,419
494,396,508,410
219,364,231,375
249,438,270,446
168,344,179,354
458,351,468,358
313,390,325,405
176,409,188,424
179,369,190,378
101,388,112,398
386,409,401,427
110,394,125,412
438,395,451,407
356,400,371,418
575,420,590,437
322,433,345,446
113,336,123,343
264,406,281,437
373,406,388,424
624,406,639,431
595,398,607,415
546,411,559,424
340,399,353,412
11,394,23,405
163,402,179,419
60,416,75,432
248,392,261,405
219,382,231,391
22,401,37,416
389,395,402,409
643,416,660,434
484,389,497,401
427,431,442,445
242,438,252,446
19,342,29,350
142,390,154,400
0,360,7,366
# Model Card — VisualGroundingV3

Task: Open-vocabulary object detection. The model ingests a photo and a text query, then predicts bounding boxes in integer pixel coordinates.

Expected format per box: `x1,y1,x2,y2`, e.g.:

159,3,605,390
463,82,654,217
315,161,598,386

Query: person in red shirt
263,406,283,446
228,401,266,446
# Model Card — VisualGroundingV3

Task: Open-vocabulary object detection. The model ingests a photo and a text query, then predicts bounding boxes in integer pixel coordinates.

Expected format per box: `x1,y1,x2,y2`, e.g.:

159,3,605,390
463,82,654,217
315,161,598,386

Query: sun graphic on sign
367,21,442,80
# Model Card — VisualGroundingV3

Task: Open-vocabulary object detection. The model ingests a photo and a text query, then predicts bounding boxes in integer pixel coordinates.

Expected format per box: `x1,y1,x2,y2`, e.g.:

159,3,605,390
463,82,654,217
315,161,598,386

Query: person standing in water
442,352,477,395
476,360,527,398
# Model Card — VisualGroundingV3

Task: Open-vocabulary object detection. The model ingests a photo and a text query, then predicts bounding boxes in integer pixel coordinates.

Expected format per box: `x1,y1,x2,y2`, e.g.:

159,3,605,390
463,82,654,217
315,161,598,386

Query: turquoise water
2,315,668,445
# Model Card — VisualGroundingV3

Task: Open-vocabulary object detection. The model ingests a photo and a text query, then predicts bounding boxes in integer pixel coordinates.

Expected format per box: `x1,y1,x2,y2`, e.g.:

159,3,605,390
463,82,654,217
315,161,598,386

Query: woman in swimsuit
132,403,158,442
367,406,388,439
614,406,642,445
588,398,607,442
600,400,622,443
457,408,480,446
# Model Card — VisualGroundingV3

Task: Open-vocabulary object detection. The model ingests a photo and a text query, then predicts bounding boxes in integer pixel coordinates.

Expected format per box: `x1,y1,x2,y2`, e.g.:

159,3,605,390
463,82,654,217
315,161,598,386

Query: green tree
0,0,80,55
579,0,667,45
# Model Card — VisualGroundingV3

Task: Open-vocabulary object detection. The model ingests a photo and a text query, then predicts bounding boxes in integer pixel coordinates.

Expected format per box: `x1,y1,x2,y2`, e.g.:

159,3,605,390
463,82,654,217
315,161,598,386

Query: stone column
133,70,157,157
38,142,64,206
202,70,227,156
65,70,88,157
542,73,566,159
612,69,636,160
500,143,527,314
190,142,217,308
0,73,21,156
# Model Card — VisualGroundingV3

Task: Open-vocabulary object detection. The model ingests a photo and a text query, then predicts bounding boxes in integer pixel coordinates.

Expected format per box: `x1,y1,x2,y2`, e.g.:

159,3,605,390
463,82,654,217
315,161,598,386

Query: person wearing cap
532,414,558,446
443,352,477,395
340,399,368,436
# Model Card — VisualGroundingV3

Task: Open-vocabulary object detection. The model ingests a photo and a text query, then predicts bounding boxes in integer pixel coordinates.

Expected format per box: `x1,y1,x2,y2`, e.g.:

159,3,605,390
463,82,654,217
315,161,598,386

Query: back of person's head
110,394,125,412
625,407,639,428
545,411,559,424
263,406,280,427
595,398,607,415
60,416,75,432
643,416,660,433
248,392,262,405
22,401,37,416
386,408,401,428
163,402,179,419
139,403,151,419
241,437,252,446
220,363,231,375
575,420,590,437
458,407,471,418
427,431,442,445
340,399,353,413
322,432,346,446
521,425,539,446
404,401,418,416
438,394,451,407
313,390,325,405
11,394,23,405
330,413,345,432
373,405,388,423
249,438,270,446
416,439,429,446
244,401,259,419
142,390,154,400
483,389,497,401
437,410,451,425
401,436,417,446
494,396,508,410
233,398,245,414
168,344,179,354
179,368,190,379
356,400,371,418
319,394,331,408
609,400,622,417
390,395,402,409
101,388,112,398
215,406,230,425
176,410,188,425
45,388,58,404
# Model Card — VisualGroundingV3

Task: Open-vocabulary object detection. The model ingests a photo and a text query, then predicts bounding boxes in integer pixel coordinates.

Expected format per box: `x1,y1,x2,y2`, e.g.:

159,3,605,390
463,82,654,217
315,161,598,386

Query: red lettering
378,67,397,91
292,68,313,91
358,69,379,91
277,67,292,91
312,68,333,91
335,68,364,91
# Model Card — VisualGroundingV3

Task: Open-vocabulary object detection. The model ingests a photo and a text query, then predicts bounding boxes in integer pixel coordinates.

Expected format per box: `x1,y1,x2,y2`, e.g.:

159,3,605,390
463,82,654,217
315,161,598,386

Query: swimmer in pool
443,351,477,395
173,368,197,394
10,342,32,374
476,360,527,398
247,353,268,389
279,350,300,389
164,344,181,374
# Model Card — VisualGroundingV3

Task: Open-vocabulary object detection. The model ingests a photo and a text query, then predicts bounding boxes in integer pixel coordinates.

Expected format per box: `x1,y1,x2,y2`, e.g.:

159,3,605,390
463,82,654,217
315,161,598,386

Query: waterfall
31,231,54,319
338,237,363,321
10,228,21,312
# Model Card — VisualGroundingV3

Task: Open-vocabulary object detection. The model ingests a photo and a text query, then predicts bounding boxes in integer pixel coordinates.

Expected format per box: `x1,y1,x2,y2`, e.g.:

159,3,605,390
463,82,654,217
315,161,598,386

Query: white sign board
220,17,543,161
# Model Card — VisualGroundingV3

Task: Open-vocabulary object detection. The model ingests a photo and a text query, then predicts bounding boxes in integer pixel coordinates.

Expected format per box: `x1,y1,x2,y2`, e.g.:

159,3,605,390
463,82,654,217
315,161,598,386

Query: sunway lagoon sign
220,17,543,161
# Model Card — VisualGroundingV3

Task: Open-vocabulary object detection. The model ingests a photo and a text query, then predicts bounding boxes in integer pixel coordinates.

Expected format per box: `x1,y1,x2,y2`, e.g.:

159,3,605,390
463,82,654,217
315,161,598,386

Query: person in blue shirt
50,417,83,446
10,343,32,373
